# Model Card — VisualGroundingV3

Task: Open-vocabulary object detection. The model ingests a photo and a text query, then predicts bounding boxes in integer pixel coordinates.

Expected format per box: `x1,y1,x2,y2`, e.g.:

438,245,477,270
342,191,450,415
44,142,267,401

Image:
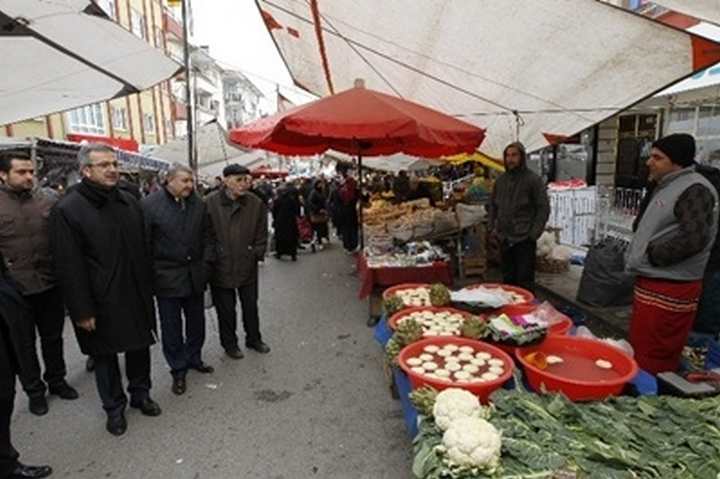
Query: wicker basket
536,256,569,274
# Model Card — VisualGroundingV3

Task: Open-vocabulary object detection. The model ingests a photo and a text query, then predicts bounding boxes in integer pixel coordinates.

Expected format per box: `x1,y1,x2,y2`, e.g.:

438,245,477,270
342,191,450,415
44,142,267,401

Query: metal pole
181,0,195,175
358,153,364,250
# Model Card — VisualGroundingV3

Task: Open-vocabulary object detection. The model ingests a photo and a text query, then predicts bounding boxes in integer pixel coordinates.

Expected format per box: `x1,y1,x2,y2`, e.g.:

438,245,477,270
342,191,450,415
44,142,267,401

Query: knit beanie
652,133,696,167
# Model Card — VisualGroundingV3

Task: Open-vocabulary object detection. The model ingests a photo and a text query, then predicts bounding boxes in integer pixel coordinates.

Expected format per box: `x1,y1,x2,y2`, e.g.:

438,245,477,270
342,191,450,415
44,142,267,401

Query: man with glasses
0,149,78,416
50,144,161,436
205,164,270,359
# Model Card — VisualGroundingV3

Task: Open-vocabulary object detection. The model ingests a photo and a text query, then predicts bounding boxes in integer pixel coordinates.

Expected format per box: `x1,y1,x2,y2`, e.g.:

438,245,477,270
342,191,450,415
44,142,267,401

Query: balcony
163,9,184,40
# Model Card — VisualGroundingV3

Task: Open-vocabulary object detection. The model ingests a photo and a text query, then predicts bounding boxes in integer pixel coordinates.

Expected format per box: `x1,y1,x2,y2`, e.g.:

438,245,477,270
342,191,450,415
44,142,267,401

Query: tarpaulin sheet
0,0,180,125
258,0,720,158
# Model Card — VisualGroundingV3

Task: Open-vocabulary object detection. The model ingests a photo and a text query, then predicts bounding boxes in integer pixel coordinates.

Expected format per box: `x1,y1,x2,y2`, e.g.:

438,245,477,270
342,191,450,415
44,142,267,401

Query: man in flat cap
205,164,270,359
628,133,719,374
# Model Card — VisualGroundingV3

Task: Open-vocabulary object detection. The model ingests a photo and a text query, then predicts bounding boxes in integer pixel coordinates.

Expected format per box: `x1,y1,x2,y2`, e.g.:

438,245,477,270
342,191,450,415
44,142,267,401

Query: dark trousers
501,239,537,292
157,295,206,379
93,348,151,417
17,288,66,398
0,322,19,478
342,216,359,251
211,283,261,351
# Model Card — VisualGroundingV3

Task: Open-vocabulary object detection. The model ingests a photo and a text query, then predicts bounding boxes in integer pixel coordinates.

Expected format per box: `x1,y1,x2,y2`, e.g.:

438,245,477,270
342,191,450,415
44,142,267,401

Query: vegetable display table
357,254,452,300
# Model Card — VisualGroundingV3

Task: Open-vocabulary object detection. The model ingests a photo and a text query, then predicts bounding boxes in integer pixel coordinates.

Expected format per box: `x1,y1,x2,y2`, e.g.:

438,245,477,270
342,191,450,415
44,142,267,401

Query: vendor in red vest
627,133,719,374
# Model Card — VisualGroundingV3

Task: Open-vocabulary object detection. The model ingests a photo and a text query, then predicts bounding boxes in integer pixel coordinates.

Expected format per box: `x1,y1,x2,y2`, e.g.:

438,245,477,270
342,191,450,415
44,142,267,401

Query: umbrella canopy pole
358,153,364,250
181,0,195,176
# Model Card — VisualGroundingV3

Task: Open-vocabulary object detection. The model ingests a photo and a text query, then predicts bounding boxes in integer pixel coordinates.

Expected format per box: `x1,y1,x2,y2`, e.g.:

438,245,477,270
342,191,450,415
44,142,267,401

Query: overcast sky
192,0,316,112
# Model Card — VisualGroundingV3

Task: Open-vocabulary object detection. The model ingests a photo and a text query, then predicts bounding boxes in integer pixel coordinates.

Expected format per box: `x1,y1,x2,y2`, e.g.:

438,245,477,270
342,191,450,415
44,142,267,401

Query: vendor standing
627,133,718,374
488,142,550,291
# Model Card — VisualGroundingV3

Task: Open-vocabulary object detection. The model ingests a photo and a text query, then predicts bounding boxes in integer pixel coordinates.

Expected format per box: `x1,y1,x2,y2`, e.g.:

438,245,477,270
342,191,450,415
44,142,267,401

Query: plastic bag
575,325,635,357
577,237,634,307
531,301,567,328
550,245,572,262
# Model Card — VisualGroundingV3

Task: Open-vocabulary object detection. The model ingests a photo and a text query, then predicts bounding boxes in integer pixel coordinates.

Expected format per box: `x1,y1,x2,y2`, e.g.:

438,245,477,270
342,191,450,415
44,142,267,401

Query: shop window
67,104,106,135
665,108,695,135
697,106,720,137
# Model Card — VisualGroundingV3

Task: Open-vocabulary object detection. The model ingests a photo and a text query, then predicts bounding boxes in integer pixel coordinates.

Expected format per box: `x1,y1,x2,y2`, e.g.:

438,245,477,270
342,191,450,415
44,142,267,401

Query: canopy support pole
358,153,364,250
181,0,195,177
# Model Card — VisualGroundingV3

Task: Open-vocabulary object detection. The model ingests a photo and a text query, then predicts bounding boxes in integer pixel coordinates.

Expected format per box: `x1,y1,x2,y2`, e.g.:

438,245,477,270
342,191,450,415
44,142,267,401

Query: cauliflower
441,416,502,472
432,388,483,431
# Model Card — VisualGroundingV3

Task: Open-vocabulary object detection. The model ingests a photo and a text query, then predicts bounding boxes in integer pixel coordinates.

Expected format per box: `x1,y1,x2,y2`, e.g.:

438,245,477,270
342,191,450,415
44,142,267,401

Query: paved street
12,244,413,479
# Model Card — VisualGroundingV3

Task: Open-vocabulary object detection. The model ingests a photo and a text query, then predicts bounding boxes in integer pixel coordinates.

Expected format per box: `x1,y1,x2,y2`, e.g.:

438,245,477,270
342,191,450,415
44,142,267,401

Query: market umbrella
229,80,484,247
0,0,181,125
228,80,484,157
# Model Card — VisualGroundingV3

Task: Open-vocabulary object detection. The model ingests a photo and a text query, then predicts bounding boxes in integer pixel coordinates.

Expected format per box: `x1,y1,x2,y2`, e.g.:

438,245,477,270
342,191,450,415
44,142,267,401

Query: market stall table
357,254,452,300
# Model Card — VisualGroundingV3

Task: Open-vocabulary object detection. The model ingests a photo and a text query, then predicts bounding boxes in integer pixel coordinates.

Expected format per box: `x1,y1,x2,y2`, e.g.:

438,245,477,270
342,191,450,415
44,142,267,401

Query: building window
130,8,147,40
154,26,165,49
111,106,128,131
67,104,105,135
144,113,156,134
96,0,117,19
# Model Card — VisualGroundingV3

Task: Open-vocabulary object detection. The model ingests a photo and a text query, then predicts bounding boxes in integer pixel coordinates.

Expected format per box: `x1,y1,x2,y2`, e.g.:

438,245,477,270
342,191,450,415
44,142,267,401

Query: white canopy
257,0,720,158
0,0,181,125
363,155,443,173
144,121,254,167
654,1,720,25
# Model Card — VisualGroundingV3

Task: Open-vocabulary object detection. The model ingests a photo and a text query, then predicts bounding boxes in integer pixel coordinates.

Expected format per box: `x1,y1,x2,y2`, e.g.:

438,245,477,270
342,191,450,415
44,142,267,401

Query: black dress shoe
106,413,127,436
130,398,162,417
48,381,79,400
225,348,244,359
85,356,95,372
172,377,186,396
28,396,48,416
9,463,53,478
246,341,271,354
191,363,214,373
366,315,381,328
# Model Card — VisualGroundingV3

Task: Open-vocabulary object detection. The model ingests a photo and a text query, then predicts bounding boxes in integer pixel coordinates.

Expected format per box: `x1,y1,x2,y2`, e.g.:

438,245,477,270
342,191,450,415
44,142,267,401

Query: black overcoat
50,180,156,356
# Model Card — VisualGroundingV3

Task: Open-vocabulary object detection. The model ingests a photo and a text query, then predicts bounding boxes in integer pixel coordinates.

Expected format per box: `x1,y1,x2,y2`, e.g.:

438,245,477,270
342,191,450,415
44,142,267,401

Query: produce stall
370,280,720,478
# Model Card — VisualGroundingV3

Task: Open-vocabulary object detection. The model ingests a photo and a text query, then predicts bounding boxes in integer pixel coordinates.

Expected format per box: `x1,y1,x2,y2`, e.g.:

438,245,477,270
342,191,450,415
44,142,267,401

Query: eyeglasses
88,161,119,170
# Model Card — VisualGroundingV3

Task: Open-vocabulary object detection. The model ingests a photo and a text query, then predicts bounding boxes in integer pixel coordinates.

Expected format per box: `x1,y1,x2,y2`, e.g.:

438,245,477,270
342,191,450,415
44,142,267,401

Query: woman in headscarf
272,185,301,261
308,178,330,248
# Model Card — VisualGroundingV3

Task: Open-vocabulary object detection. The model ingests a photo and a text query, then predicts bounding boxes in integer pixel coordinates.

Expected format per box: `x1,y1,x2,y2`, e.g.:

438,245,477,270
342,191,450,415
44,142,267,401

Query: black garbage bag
577,237,635,307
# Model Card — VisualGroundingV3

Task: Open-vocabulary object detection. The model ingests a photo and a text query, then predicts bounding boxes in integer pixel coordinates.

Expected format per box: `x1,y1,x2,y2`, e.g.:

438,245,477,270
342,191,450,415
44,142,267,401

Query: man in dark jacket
489,142,550,291
50,144,161,436
142,164,215,395
0,150,78,416
206,164,270,358
0,252,52,479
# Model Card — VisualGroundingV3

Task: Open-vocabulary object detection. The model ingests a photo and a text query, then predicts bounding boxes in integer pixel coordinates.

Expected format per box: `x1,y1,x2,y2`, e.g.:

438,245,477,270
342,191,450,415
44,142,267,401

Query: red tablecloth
357,254,453,299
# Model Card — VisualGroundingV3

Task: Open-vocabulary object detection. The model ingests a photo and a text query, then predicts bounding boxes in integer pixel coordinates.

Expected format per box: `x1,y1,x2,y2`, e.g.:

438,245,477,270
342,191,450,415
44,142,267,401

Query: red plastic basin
515,336,638,401
388,306,472,331
398,337,514,404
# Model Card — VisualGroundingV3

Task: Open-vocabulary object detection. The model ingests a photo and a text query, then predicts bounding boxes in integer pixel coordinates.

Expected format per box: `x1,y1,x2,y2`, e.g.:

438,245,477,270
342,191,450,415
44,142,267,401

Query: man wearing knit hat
627,133,719,374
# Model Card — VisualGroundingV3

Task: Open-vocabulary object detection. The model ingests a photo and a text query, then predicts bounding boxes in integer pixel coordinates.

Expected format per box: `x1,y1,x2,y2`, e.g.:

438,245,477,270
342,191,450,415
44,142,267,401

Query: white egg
423,345,440,354
406,357,423,367
411,367,425,374
437,349,451,357
463,364,480,374
458,353,475,362
434,369,451,378
488,358,504,367
459,346,475,354
418,354,433,362
489,366,504,375
453,370,471,380
546,355,564,365
423,361,438,371
595,359,613,370
476,352,492,360
481,372,499,381
445,362,462,372
471,358,486,367
444,345,459,352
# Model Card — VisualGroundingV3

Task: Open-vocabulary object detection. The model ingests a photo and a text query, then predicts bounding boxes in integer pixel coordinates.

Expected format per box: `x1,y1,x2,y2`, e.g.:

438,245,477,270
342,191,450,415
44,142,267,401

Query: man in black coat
0,252,52,478
142,163,215,395
49,144,161,437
